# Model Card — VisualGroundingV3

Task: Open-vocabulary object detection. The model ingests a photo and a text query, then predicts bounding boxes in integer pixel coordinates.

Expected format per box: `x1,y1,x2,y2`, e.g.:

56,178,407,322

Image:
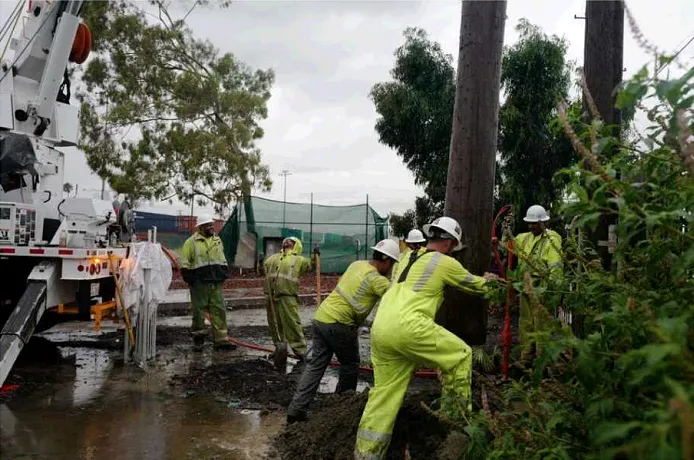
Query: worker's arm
369,273,391,298
180,239,195,285
441,257,489,296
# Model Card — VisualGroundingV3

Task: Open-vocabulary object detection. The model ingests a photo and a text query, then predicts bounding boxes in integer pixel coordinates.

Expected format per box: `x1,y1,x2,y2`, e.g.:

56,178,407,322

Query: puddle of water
0,346,284,460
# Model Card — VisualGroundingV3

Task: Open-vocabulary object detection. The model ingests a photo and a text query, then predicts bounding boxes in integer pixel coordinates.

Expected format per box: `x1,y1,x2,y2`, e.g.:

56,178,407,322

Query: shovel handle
315,253,321,306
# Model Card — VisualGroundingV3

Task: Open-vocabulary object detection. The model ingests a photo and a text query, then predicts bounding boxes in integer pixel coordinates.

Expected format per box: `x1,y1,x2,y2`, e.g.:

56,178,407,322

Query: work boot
213,338,238,350
193,335,204,352
287,411,307,424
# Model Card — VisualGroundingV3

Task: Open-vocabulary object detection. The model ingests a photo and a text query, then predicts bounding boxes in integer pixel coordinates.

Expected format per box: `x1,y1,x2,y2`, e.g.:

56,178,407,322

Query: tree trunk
438,0,507,346
583,0,624,272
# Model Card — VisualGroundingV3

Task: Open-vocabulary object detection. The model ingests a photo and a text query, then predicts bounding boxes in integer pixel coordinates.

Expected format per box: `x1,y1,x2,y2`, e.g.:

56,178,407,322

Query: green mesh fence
220,196,387,274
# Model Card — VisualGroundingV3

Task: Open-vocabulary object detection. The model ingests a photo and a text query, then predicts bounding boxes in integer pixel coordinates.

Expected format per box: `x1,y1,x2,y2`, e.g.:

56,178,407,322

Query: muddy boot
213,338,238,350
287,411,307,424
193,335,204,352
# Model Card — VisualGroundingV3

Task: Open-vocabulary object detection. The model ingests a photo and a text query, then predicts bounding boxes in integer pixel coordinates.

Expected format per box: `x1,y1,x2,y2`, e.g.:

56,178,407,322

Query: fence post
365,194,369,260
309,193,313,255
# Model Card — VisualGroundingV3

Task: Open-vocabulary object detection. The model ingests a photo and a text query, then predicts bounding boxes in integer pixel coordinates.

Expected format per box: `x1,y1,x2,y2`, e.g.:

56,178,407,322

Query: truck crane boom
0,1,133,387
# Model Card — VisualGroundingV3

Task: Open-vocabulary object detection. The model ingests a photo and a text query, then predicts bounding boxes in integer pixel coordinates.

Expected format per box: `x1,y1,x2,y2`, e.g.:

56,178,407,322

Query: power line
654,29,694,78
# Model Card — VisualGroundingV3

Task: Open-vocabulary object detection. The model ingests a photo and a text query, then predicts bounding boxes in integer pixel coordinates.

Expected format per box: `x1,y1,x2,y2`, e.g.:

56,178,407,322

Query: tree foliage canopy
78,1,274,212
461,46,694,459
497,19,577,223
371,27,455,207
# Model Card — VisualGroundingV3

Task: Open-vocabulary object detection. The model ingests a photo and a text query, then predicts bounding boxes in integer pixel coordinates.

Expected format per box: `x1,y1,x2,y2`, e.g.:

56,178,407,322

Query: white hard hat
405,229,426,244
423,216,463,251
523,205,550,223
196,214,215,227
371,239,400,262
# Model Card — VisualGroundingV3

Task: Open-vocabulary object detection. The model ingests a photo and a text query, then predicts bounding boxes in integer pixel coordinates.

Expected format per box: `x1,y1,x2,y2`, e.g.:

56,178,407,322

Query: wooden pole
438,0,507,346
583,0,624,271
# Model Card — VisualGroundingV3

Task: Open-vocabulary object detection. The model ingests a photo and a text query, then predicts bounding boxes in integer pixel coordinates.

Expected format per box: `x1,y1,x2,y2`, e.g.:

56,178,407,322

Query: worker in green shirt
286,239,401,423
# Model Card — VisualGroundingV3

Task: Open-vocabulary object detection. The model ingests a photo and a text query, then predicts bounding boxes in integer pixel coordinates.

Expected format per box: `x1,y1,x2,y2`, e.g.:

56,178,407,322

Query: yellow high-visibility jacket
315,261,391,327
514,230,563,280
375,247,488,329
180,232,228,284
263,237,312,297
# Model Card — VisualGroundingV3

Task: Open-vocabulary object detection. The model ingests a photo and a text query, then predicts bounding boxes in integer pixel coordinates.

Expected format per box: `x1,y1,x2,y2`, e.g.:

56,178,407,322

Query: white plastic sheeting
119,242,172,322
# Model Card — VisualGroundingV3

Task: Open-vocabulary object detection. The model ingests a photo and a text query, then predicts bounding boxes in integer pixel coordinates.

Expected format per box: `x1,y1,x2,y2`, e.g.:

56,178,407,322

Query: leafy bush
462,34,694,460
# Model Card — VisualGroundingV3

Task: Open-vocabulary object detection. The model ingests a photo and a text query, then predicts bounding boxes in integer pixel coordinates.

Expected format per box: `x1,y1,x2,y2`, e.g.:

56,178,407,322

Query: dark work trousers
287,320,360,416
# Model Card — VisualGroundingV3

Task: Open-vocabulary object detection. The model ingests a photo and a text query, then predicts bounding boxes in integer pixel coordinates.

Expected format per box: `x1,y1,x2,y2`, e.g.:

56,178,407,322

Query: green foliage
370,28,455,207
78,1,274,212
388,195,442,237
460,55,694,459
497,19,577,225
389,210,416,238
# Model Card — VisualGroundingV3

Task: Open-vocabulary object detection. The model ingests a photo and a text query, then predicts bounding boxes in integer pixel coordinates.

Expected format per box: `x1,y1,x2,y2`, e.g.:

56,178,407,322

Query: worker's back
372,248,486,342
314,260,389,327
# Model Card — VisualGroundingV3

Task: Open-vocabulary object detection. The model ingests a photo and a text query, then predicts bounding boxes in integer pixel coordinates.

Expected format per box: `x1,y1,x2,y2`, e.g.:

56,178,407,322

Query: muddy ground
1,303,518,459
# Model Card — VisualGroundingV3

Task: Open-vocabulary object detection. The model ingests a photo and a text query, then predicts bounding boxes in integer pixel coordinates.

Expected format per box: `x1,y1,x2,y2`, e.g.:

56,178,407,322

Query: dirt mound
170,358,304,410
272,390,452,460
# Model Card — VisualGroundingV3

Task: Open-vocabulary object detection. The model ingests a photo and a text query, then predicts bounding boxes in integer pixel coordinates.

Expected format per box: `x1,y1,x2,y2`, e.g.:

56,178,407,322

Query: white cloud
4,0,691,219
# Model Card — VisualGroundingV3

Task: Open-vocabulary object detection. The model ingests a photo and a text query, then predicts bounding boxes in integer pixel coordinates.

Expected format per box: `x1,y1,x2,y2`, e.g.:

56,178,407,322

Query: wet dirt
271,390,450,460
1,301,517,459
1,342,285,459
170,359,304,410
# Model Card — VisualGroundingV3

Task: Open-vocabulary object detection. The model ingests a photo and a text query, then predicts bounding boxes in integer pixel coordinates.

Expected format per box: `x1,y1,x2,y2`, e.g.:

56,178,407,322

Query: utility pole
583,0,624,271
438,0,507,346
280,169,292,229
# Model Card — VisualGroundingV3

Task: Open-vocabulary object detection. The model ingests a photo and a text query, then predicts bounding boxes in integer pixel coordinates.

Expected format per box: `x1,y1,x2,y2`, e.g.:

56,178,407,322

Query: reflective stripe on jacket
315,261,391,327
181,232,228,284
514,230,563,280
264,238,312,296
374,247,488,327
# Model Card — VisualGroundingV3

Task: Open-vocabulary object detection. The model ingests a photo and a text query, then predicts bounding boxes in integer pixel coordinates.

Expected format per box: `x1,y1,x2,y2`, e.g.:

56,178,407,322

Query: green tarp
220,196,387,274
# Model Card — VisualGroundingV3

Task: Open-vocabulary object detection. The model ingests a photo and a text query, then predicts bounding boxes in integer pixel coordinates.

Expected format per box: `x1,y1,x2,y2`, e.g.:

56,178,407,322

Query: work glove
313,247,321,256
483,272,501,282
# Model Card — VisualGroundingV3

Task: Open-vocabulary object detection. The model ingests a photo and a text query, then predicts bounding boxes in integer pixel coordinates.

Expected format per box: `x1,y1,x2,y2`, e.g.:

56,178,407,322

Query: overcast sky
2,0,693,218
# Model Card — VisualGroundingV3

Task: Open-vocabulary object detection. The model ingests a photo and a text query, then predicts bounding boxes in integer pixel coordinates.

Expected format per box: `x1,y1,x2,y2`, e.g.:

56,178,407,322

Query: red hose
491,205,515,377
226,334,438,378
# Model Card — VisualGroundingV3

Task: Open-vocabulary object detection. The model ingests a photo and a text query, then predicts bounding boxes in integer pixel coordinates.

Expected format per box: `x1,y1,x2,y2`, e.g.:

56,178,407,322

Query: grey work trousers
287,320,360,416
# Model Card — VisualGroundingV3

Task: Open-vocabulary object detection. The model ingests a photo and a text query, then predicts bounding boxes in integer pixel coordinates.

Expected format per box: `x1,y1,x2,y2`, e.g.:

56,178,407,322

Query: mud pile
272,390,461,460
171,358,304,410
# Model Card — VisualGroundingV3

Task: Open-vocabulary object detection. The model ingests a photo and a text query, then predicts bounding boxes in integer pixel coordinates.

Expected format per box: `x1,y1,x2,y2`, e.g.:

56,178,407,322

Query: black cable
655,30,694,78
0,4,57,85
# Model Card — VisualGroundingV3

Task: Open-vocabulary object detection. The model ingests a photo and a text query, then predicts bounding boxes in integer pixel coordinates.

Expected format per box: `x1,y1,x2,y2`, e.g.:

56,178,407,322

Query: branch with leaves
77,1,274,212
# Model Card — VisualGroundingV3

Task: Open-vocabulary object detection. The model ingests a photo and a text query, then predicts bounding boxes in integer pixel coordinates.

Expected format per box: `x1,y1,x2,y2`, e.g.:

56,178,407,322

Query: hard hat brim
196,220,215,227
371,246,399,262
523,217,549,223
423,224,463,251
404,237,426,244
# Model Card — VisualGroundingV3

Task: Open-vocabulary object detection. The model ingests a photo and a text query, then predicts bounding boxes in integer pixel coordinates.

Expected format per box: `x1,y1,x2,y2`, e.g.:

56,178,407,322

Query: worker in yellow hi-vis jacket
263,237,315,361
286,239,401,424
180,215,235,351
355,217,499,460
391,228,427,283
505,205,563,358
